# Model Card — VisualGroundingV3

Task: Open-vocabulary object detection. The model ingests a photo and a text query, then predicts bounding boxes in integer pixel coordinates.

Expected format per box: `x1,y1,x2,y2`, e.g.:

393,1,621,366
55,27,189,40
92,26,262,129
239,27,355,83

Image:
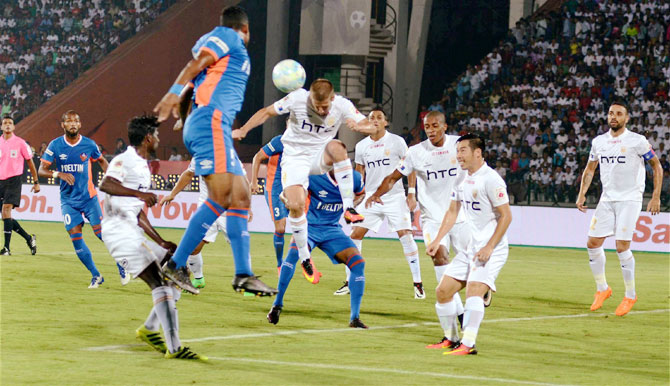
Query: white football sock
151,286,181,353
461,296,485,348
289,214,310,262
617,249,636,299
187,253,204,278
348,239,363,281
333,159,354,209
400,234,421,282
435,300,459,342
587,247,608,291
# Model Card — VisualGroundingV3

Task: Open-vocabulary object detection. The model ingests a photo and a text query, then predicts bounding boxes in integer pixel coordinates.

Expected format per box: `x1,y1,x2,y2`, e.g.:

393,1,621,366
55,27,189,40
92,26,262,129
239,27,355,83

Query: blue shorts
61,196,103,232
307,224,357,264
264,188,287,221
183,105,244,176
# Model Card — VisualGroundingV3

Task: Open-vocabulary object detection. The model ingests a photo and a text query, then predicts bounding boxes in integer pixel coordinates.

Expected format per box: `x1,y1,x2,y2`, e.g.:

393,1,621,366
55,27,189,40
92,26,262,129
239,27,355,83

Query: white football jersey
274,88,366,156
452,163,509,249
355,131,407,197
102,146,151,219
397,136,466,224
589,129,654,202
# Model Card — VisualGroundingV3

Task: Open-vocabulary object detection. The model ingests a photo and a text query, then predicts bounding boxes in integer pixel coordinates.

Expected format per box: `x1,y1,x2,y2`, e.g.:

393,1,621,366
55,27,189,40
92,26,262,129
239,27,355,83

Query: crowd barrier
15,184,668,252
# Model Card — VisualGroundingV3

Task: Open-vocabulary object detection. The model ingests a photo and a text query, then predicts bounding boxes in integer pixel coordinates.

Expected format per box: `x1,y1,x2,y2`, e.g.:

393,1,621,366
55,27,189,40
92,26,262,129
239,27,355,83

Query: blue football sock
346,254,366,321
171,198,223,268
274,243,299,307
226,207,253,276
273,231,285,267
70,233,100,277
92,224,102,240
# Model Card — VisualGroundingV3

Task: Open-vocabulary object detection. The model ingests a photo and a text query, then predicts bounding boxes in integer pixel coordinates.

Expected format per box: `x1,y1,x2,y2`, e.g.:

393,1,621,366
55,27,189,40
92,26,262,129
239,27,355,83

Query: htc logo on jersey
301,120,332,134
61,164,84,172
367,159,391,168
600,155,626,164
461,200,481,211
427,168,458,180
316,202,342,212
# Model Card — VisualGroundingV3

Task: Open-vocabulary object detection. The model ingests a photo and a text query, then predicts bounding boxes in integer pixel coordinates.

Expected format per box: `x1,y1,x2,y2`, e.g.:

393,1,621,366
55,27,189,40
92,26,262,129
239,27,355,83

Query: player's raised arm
250,148,269,193
426,199,461,257
365,169,403,208
346,117,376,135
576,160,598,212
646,155,663,215
153,50,216,122
100,176,158,207
160,168,195,206
234,105,279,140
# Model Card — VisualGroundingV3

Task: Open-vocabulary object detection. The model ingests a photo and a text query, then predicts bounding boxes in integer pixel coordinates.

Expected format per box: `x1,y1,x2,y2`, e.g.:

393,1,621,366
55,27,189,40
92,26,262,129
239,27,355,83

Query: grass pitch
1,221,668,385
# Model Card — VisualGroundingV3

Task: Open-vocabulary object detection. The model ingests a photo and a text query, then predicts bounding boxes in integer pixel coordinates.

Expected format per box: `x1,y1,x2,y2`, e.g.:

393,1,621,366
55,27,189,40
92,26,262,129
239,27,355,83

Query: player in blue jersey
250,135,321,281
267,170,369,328
153,6,274,296
38,110,129,288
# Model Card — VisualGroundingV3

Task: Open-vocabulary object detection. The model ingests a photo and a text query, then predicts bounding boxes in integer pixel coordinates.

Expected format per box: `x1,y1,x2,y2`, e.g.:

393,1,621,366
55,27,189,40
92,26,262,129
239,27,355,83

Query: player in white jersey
426,133,512,356
576,101,663,316
337,108,423,298
99,115,206,360
235,79,375,267
366,111,470,343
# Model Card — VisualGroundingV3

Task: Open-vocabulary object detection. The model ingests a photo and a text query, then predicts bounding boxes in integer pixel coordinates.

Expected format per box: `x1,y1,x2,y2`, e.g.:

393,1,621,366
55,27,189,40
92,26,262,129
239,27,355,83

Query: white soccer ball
272,59,306,94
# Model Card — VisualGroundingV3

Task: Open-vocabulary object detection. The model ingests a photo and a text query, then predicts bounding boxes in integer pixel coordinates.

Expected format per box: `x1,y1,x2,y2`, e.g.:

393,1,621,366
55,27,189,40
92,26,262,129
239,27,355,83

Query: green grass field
1,221,668,385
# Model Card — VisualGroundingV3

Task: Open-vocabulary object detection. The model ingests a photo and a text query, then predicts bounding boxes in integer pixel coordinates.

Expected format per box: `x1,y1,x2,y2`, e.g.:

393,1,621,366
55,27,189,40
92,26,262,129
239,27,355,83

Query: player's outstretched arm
99,176,157,207
153,51,215,122
365,169,403,208
576,160,598,212
234,105,279,140
250,149,269,194
647,156,663,215
160,169,195,206
475,203,512,263
346,118,376,135
138,210,176,253
26,158,40,192
426,200,461,257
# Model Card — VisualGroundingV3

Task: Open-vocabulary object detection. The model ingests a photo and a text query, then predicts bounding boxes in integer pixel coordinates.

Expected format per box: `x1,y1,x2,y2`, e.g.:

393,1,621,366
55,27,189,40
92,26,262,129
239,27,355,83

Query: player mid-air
250,134,320,281
235,78,375,288
576,101,663,316
154,6,275,296
100,115,206,360
267,169,368,328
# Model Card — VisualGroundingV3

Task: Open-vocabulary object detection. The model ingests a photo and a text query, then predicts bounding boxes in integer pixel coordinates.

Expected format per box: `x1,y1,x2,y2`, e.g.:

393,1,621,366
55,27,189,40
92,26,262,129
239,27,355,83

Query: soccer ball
272,59,306,93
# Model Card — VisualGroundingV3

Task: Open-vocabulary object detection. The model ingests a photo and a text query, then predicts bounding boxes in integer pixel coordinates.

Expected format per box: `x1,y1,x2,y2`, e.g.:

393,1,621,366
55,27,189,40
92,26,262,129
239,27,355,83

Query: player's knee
326,140,347,160
615,242,630,253
275,225,286,234
431,255,449,266
586,237,603,249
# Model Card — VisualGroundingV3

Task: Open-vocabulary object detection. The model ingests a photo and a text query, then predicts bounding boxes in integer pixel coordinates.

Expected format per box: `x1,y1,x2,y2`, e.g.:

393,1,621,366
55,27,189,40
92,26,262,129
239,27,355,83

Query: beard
65,129,79,138
608,120,625,132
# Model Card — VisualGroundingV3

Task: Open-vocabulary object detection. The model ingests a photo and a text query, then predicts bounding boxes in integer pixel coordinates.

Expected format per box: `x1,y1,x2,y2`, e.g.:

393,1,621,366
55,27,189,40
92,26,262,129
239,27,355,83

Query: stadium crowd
0,0,177,122
417,0,670,205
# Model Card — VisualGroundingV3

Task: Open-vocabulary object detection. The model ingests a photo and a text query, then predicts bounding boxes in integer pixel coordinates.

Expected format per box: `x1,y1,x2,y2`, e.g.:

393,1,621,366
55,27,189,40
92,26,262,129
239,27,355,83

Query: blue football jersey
306,171,364,226
261,135,284,196
191,26,250,125
41,135,102,206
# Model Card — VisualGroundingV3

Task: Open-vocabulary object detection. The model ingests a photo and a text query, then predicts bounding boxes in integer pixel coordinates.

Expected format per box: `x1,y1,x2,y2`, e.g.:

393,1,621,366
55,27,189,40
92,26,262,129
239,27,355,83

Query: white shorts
102,217,167,278
422,220,470,256
203,215,228,243
588,200,642,241
443,241,508,292
355,193,412,233
280,145,330,189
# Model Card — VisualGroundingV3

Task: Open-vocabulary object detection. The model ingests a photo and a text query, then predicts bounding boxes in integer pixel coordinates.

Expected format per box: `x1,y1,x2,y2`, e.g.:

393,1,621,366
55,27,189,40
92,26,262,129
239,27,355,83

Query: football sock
70,233,100,277
274,243,299,307
617,249,636,298
91,224,102,240
11,219,30,241
400,234,421,282
273,231,285,267
347,239,363,281
461,296,485,348
145,286,181,332
188,253,204,279
288,214,310,262
226,207,254,276
333,159,354,209
435,300,459,342
151,286,180,354
346,253,365,320
453,292,464,316
171,198,223,268
3,218,12,248
434,264,448,283
587,247,608,292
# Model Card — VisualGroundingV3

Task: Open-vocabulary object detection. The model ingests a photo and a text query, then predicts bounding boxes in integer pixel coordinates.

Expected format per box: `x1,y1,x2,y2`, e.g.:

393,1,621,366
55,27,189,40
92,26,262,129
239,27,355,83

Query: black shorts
0,175,22,208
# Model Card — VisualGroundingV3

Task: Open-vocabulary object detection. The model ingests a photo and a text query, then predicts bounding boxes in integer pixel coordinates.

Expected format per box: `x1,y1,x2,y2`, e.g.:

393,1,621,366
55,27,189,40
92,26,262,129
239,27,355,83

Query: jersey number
274,207,280,218
64,214,71,225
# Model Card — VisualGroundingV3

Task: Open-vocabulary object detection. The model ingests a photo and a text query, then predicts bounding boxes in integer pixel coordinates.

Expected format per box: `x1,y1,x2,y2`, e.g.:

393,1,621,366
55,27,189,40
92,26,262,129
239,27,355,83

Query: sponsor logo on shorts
200,159,213,170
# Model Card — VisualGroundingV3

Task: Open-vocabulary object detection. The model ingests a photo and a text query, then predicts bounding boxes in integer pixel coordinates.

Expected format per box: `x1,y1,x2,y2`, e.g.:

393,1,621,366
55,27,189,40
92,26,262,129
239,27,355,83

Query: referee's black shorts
0,175,23,208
